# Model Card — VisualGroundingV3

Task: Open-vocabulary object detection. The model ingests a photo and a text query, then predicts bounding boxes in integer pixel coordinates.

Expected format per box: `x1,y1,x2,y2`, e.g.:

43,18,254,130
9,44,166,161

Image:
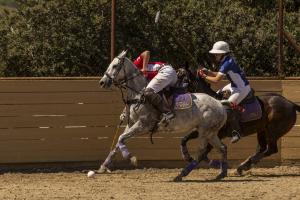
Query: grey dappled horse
98,51,228,180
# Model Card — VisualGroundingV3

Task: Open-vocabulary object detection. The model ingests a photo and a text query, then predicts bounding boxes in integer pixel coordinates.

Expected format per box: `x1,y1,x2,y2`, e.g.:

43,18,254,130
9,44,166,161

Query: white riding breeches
146,65,178,93
220,83,251,104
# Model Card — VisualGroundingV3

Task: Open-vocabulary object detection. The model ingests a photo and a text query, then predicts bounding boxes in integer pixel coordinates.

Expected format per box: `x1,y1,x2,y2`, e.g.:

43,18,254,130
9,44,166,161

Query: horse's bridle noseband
105,57,144,89
104,56,148,109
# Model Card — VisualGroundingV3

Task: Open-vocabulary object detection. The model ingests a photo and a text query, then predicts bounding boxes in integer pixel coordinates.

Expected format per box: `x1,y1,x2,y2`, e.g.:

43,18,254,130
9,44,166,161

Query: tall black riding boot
226,109,242,143
143,88,175,124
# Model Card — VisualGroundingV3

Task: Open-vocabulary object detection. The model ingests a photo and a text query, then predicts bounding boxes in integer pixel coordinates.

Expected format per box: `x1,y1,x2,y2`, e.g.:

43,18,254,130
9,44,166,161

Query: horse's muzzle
99,77,112,88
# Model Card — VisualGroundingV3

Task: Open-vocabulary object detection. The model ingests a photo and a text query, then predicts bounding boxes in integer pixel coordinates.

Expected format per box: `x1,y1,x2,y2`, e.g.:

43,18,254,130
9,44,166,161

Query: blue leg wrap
180,160,198,177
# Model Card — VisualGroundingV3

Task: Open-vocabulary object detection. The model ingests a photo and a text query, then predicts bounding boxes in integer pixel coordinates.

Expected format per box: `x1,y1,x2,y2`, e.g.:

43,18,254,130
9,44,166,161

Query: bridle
104,56,147,113
105,57,144,94
104,56,163,144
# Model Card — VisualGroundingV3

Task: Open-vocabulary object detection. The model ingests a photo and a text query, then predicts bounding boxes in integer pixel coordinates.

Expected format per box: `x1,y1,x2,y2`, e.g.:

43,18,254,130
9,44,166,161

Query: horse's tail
294,102,300,112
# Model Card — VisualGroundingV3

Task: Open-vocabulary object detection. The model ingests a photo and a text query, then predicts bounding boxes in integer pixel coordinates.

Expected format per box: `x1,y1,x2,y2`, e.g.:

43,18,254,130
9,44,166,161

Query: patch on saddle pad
173,93,193,110
240,97,262,122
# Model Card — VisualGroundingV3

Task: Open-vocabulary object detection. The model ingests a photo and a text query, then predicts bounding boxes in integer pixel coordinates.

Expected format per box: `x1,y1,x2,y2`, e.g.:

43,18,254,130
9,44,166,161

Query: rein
105,57,159,144
105,56,144,98
106,57,147,123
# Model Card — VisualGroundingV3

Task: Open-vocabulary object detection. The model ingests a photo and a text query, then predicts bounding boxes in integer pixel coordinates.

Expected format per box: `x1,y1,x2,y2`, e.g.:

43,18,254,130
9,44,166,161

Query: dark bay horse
177,68,300,174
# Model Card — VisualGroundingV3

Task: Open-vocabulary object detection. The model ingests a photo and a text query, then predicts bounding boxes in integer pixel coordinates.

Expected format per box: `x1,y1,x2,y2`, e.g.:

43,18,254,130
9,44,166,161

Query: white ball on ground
87,170,95,178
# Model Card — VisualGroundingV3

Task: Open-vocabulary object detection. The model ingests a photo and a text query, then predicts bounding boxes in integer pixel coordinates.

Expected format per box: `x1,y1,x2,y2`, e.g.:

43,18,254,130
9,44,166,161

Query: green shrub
0,0,299,76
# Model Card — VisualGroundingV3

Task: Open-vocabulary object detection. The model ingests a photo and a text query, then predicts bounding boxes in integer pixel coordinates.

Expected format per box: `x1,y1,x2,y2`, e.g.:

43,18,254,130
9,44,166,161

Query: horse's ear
118,50,128,58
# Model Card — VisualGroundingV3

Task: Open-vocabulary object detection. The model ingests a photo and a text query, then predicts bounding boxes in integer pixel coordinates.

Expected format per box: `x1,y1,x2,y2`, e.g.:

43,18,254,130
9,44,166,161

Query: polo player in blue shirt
198,41,251,143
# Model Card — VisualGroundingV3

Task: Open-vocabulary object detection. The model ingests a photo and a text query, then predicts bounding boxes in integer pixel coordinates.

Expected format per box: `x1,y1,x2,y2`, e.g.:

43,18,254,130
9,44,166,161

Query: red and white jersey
133,54,165,80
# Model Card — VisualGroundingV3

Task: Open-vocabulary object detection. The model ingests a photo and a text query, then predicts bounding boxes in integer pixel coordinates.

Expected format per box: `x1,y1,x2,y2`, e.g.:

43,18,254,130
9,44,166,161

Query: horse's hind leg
208,134,228,180
180,131,217,168
180,131,199,162
174,133,208,182
237,130,268,175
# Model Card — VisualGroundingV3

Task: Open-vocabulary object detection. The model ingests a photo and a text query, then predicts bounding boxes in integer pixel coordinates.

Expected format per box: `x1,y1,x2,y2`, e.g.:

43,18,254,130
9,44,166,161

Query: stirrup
158,112,175,126
231,131,241,144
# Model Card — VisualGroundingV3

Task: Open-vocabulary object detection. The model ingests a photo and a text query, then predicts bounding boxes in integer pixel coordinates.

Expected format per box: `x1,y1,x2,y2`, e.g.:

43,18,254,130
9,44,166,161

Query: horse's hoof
173,175,183,182
130,156,138,167
215,172,227,180
97,165,111,174
208,160,221,169
235,167,243,176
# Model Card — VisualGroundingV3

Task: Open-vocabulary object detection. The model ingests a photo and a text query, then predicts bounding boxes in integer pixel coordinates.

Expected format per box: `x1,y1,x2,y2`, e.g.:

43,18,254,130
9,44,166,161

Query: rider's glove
197,69,207,78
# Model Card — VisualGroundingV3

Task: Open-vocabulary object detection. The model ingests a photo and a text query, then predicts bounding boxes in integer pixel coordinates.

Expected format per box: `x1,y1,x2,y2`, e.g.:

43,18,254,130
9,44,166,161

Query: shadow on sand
248,173,300,178
167,178,270,183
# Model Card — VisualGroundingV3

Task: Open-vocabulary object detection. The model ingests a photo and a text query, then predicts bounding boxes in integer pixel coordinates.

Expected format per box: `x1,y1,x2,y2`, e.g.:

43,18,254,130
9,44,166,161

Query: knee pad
143,88,162,105
143,88,155,97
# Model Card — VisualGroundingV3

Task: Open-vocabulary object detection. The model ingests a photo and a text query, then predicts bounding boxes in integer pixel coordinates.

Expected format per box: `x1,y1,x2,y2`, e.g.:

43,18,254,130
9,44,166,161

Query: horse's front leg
174,133,208,182
97,125,130,173
208,134,228,180
117,120,150,165
98,121,148,173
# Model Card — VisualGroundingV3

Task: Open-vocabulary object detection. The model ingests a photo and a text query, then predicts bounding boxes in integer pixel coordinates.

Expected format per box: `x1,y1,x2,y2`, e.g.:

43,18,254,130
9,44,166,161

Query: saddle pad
240,97,262,122
173,93,193,110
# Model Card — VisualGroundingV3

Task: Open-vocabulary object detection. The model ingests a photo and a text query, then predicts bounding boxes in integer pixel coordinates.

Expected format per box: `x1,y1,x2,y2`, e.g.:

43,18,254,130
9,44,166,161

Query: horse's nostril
99,81,104,86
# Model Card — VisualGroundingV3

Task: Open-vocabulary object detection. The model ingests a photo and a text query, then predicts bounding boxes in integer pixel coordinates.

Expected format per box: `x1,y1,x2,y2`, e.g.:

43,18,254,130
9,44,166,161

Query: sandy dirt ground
0,166,299,200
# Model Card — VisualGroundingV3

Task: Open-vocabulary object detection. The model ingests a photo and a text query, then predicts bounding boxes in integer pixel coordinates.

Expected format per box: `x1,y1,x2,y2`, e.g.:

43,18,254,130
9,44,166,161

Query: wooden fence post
111,0,116,61
277,0,284,78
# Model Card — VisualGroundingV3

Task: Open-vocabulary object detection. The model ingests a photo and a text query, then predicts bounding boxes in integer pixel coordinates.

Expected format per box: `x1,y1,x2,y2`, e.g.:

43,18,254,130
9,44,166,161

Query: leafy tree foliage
1,0,110,76
0,0,299,76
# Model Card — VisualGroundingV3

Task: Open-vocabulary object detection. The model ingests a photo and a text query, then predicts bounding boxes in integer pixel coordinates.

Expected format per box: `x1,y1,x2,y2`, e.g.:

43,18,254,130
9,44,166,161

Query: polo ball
87,170,95,178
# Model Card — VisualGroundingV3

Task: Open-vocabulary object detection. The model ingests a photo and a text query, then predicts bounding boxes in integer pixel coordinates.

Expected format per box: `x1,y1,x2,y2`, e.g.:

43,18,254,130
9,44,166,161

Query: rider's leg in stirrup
143,88,174,124
226,106,242,143
225,85,251,143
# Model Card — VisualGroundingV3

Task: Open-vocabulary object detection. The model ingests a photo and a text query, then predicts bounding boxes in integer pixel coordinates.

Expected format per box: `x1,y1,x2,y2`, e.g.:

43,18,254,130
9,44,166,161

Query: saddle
172,93,193,110
239,89,262,122
161,87,193,111
222,89,262,123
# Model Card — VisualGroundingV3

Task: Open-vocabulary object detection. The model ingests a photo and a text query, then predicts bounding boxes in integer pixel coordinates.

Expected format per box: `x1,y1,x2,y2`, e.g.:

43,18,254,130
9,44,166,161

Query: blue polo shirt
218,56,249,88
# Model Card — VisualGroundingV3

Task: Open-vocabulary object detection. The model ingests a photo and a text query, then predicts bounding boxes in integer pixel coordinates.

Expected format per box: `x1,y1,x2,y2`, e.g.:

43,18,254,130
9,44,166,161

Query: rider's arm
205,73,224,83
205,59,230,83
205,70,218,77
197,68,219,80
140,50,150,73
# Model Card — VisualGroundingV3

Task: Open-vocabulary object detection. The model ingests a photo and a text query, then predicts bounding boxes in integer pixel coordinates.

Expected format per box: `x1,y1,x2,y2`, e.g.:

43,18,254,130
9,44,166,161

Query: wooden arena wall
0,78,298,167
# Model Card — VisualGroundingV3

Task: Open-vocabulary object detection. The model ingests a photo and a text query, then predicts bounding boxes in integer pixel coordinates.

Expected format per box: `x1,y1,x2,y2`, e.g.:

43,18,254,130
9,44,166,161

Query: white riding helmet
209,41,231,54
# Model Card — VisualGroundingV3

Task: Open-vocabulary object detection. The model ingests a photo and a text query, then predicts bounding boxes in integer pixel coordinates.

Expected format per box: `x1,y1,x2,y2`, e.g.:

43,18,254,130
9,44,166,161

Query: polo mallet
154,10,198,67
110,120,124,151
155,10,160,24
